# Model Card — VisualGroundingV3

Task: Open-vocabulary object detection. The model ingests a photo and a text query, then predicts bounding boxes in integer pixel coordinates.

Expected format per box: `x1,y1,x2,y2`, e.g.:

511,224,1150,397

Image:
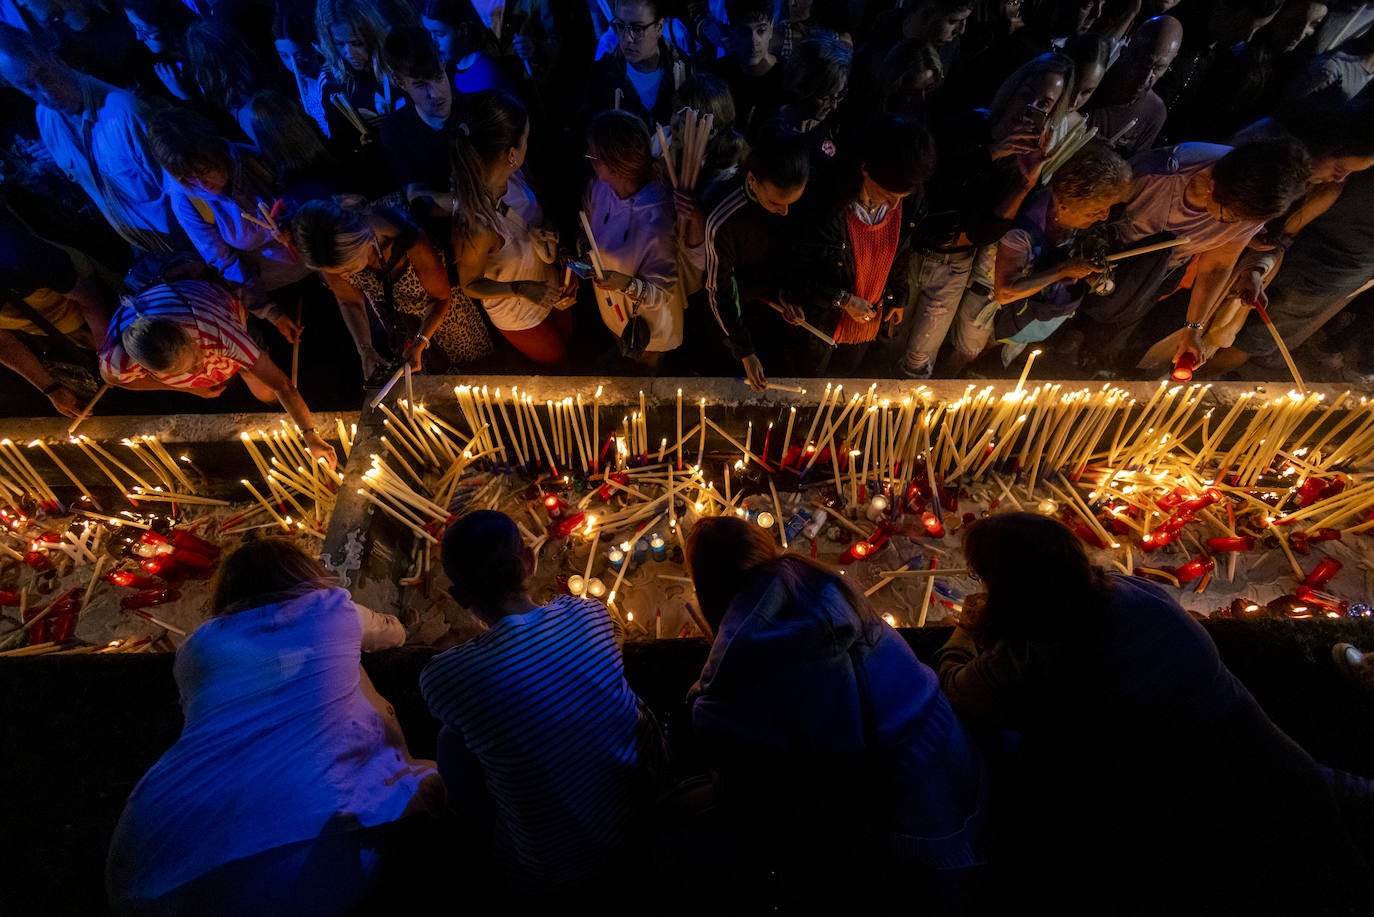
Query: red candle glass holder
839,540,873,564
1302,557,1341,588
920,511,945,538
106,569,157,589
1175,555,1215,584
120,587,180,610
1295,585,1347,617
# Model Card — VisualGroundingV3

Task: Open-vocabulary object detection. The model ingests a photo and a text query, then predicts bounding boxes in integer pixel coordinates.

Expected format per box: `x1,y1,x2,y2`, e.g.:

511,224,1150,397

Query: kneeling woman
583,110,683,369
452,90,576,366
684,516,987,909
106,539,439,916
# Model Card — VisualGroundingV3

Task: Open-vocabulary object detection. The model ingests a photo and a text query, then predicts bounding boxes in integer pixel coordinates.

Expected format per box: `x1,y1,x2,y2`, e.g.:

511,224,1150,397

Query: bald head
1114,15,1183,101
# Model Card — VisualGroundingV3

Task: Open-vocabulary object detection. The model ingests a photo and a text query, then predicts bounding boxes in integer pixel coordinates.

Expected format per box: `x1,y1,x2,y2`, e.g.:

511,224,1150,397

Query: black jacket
783,172,921,336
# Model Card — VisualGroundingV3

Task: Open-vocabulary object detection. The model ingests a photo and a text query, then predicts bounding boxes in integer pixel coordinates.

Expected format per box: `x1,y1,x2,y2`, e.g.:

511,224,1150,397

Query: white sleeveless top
479,172,557,332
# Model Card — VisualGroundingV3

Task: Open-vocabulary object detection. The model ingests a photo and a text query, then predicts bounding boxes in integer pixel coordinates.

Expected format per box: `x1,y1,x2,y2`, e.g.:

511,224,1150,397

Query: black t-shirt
708,57,786,137
377,103,456,195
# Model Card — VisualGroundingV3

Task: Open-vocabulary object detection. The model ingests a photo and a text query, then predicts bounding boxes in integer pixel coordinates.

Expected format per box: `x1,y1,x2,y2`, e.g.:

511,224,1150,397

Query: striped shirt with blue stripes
419,595,643,888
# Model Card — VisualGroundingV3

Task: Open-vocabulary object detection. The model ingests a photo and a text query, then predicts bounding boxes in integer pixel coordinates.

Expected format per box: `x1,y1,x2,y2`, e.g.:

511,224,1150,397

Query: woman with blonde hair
292,197,492,377
451,90,575,366
316,0,415,191
107,538,439,916
680,515,987,910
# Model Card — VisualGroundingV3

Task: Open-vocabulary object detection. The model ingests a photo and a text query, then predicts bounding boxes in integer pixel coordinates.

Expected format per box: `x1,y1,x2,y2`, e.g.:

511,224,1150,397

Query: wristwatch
831,289,850,310
1183,320,1204,330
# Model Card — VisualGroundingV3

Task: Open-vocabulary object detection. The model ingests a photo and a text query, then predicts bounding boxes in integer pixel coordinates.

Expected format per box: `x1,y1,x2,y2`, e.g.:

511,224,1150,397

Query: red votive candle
920,511,945,538
1295,585,1347,617
120,587,180,610
139,555,178,577
1175,555,1215,584
171,548,213,571
553,511,587,539
1302,557,1341,588
106,570,157,589
171,529,220,557
839,541,872,564
1206,535,1255,553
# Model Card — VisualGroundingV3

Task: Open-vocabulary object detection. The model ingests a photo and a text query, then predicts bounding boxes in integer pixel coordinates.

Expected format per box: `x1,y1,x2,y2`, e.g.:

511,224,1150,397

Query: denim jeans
898,248,976,376
948,246,999,359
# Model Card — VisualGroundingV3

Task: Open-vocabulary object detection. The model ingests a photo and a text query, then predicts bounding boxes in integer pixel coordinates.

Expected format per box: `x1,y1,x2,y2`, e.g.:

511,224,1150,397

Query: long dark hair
687,515,880,632
450,90,528,246
963,512,1109,643
210,538,337,616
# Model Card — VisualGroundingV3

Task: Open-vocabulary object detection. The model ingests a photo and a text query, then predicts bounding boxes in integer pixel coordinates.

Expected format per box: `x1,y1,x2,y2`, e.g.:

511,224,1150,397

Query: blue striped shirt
419,595,642,888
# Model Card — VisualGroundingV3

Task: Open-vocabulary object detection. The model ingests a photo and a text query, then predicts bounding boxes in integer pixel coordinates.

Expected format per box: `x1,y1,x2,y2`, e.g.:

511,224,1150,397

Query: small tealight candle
568,575,586,596
1036,499,1058,515
650,534,666,561
586,577,606,598
543,493,563,518
866,495,889,522
756,512,775,529
607,547,625,571
882,613,897,627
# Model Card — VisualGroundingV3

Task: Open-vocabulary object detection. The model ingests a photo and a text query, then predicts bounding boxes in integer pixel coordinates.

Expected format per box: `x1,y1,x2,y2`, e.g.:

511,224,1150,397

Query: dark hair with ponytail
450,90,529,245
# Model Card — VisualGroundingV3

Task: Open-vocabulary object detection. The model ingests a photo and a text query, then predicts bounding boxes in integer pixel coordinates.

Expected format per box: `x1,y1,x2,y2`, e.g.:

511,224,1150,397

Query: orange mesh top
832,202,902,345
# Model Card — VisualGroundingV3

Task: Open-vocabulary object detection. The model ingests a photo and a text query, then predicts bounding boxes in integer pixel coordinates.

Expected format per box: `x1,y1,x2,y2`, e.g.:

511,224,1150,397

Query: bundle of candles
230,420,351,538
0,501,225,656
351,379,1372,637
0,426,346,654
657,107,715,193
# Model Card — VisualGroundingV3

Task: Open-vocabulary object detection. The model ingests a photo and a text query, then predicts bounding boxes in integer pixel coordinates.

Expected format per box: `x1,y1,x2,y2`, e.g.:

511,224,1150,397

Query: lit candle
756,511,775,529
698,398,706,469
586,577,606,598
676,388,683,470
543,493,563,519
1036,499,1059,515
607,547,625,571
839,540,872,564
650,533,666,561
567,574,586,596
866,495,889,522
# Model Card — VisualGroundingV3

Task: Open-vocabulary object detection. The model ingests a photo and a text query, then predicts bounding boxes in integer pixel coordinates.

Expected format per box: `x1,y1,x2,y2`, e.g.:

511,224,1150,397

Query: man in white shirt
0,23,187,255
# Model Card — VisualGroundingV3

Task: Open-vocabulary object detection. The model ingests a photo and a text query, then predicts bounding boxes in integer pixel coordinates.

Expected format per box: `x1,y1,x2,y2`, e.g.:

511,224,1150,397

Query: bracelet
41,381,64,395
1183,320,1204,330
301,427,317,437
415,333,430,345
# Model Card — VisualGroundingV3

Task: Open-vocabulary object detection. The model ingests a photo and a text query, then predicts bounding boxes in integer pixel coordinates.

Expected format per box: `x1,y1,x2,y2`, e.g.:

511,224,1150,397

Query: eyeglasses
612,18,662,39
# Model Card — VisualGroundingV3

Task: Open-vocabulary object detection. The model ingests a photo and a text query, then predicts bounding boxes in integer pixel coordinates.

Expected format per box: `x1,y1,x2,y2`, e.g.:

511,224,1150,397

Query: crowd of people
105,512,1374,914
3,0,1374,428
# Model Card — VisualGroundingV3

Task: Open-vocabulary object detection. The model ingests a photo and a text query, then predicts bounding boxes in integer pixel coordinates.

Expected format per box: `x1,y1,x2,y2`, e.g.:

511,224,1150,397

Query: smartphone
566,259,596,279
1021,103,1048,132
